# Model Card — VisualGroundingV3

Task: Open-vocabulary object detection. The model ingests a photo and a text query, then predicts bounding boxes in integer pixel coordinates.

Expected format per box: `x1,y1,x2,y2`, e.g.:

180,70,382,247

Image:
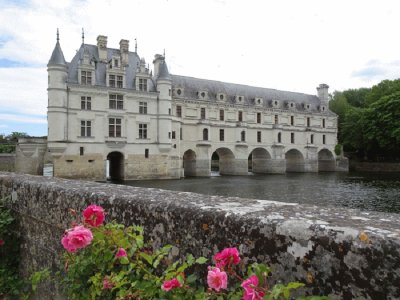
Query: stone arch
249,148,272,173
107,151,124,181
318,148,336,172
212,147,236,175
285,149,305,172
183,149,197,177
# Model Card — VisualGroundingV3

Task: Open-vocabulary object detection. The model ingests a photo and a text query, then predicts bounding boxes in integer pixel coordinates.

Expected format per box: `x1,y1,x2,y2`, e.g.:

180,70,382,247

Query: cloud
352,60,400,82
0,113,46,124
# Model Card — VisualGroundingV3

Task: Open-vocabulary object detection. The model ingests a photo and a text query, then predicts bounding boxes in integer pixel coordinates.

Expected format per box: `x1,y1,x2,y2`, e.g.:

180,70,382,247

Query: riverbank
350,161,400,172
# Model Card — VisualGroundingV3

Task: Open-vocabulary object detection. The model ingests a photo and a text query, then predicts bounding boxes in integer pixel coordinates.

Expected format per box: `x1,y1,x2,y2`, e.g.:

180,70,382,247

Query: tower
153,54,172,151
47,29,68,143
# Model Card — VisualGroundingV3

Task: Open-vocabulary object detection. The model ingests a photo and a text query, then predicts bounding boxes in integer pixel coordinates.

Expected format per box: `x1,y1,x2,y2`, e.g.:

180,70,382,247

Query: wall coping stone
0,172,399,299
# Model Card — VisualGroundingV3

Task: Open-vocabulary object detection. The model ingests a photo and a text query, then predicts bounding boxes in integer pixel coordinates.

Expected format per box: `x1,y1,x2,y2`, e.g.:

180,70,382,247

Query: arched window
277,132,282,143
241,131,246,142
310,134,314,144
203,128,208,141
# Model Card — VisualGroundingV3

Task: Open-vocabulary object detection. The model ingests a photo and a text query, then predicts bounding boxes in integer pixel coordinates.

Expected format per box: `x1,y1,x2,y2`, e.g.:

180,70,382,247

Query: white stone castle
47,31,341,180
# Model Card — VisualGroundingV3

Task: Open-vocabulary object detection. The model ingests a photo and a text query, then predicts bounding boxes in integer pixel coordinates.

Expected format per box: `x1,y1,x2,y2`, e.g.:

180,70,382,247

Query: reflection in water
124,172,400,214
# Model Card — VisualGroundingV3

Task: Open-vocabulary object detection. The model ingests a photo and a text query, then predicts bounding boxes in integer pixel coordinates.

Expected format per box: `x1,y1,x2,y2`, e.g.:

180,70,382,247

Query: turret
47,29,68,142
153,55,172,149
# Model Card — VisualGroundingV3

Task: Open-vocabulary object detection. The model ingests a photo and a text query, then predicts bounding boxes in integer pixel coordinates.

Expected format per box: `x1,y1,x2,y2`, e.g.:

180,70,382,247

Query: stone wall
0,154,15,172
0,172,399,299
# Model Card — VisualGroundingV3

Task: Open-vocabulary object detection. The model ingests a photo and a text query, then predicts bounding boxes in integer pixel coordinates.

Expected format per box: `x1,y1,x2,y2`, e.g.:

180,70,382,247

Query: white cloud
0,113,46,124
0,0,399,128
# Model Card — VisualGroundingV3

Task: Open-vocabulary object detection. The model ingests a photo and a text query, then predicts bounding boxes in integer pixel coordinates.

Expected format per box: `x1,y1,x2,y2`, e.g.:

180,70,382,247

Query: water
124,172,400,214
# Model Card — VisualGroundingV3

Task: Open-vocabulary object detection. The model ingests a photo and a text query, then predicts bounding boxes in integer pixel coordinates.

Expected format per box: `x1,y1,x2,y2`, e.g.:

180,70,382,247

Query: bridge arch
285,148,305,172
183,149,197,177
107,151,124,181
249,147,272,173
212,147,237,175
318,148,336,172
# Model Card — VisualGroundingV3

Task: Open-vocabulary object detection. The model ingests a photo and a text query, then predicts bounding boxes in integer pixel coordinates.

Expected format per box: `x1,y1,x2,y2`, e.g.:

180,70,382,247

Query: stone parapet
0,172,399,299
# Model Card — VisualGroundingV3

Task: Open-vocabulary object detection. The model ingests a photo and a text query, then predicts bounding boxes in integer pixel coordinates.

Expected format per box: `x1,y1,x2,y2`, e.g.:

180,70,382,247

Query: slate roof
171,75,327,112
48,41,66,66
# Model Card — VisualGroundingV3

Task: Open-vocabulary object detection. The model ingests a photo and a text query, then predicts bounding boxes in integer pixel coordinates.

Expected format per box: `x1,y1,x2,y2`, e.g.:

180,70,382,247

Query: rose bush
60,204,330,300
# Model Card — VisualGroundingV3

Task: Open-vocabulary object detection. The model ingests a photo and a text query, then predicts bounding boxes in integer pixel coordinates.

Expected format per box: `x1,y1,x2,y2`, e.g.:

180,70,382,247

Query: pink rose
83,204,105,227
213,247,241,269
161,278,182,292
116,247,127,258
61,225,93,252
207,267,228,292
241,275,264,300
0,239,4,246
103,277,114,289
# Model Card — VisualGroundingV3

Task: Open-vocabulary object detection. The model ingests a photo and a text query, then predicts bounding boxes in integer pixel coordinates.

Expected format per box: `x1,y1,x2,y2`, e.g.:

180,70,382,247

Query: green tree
342,87,370,108
365,79,400,106
6,132,29,142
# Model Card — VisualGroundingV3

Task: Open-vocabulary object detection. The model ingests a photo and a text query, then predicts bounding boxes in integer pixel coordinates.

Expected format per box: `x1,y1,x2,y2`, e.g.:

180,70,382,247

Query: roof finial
135,38,137,52
56,28,59,42
82,28,85,44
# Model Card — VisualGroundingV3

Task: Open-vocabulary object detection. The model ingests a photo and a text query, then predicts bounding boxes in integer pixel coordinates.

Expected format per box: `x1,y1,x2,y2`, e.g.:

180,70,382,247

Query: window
168,108,171,115
323,134,326,144
241,131,246,142
291,132,295,144
201,107,206,120
81,71,92,85
117,75,123,88
219,129,224,141
114,59,119,68
278,132,282,143
310,134,314,144
238,111,243,122
139,124,147,139
109,94,123,110
168,132,171,139
139,102,147,114
257,131,261,143
322,118,326,128
219,109,224,121
274,115,278,124
203,128,208,141
145,149,149,158
109,74,115,87
176,105,182,117
290,116,294,126
307,117,310,127
81,96,91,110
257,113,261,124
79,147,84,156
109,118,121,137
180,127,182,140
139,78,147,91
172,131,176,139
80,120,91,137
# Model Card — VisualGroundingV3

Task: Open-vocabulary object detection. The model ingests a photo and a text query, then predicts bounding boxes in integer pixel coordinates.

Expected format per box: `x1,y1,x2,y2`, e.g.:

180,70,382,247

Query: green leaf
139,252,153,265
195,257,208,264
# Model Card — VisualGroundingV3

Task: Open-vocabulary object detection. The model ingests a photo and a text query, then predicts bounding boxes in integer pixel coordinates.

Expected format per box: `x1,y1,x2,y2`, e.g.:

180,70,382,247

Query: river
124,172,400,214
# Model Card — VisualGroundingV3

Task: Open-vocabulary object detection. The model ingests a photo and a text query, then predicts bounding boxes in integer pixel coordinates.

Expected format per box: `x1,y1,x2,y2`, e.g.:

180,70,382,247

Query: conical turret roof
158,61,171,81
48,41,66,66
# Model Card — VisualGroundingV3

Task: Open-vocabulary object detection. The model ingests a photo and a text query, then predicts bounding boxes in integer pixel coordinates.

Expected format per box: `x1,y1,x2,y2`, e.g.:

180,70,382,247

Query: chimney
97,35,108,62
153,54,164,78
317,83,329,103
120,39,129,66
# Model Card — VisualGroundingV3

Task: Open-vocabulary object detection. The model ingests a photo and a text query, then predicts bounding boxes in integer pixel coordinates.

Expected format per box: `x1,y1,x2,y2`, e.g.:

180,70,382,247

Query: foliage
330,78,400,161
334,144,342,156
60,205,329,300
0,144,16,153
6,132,29,142
0,198,25,297
0,198,50,299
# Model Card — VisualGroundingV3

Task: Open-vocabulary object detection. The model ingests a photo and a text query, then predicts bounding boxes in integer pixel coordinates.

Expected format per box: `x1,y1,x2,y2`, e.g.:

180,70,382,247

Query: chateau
47,32,340,180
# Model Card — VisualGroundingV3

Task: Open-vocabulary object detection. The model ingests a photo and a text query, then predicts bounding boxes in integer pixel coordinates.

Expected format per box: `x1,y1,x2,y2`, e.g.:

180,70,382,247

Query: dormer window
235,95,244,104
255,98,263,106
272,100,279,108
139,78,147,91
81,70,92,85
288,102,296,110
304,103,311,111
197,91,208,99
217,93,226,102
114,58,119,68
320,105,326,112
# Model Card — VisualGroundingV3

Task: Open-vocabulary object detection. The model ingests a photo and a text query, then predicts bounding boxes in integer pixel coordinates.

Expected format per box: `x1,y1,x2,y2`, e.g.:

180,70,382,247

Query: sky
0,0,399,137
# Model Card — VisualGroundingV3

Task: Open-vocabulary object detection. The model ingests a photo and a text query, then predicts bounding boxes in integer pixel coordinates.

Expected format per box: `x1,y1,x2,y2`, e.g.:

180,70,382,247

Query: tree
365,79,400,106
6,132,29,142
342,88,370,108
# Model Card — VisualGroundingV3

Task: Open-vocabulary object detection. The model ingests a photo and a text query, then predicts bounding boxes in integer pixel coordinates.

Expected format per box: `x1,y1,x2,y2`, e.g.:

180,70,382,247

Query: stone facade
1,172,399,299
48,33,344,180
0,154,15,172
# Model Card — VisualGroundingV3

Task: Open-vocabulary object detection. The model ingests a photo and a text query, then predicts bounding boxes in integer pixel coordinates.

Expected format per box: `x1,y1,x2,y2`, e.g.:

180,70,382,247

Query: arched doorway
285,149,305,172
107,152,124,181
183,149,197,177
249,148,272,173
212,148,235,175
318,149,336,172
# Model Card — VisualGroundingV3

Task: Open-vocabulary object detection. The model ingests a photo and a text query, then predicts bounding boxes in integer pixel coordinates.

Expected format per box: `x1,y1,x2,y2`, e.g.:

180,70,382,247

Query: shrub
59,205,329,300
